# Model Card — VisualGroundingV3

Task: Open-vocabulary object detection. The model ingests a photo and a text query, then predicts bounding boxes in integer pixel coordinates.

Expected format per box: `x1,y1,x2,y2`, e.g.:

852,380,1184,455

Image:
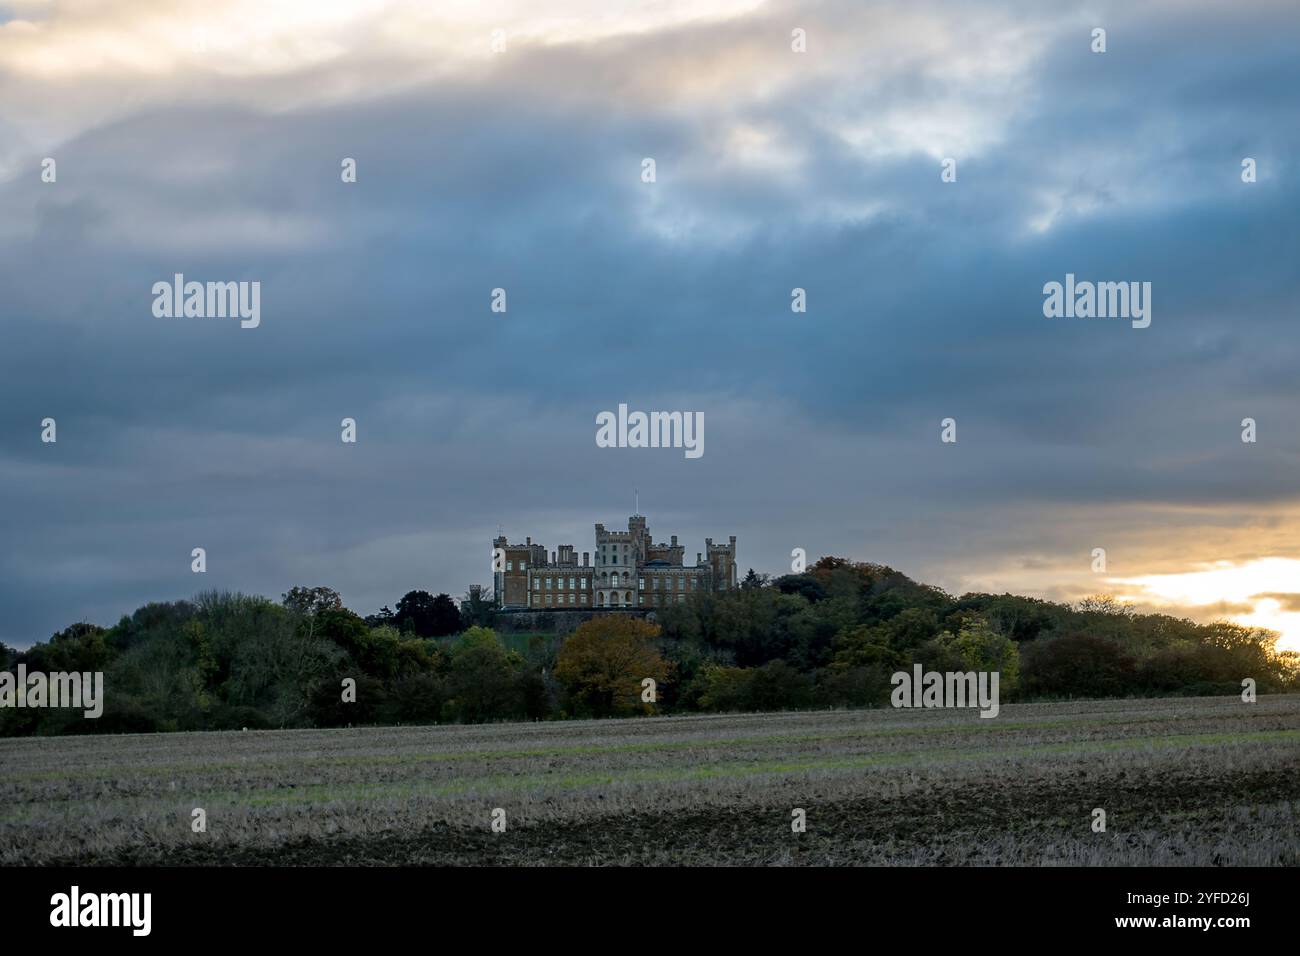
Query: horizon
5,528,1295,653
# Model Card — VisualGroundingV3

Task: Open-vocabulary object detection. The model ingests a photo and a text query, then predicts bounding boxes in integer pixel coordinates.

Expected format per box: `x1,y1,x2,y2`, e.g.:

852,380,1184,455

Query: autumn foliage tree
555,617,671,717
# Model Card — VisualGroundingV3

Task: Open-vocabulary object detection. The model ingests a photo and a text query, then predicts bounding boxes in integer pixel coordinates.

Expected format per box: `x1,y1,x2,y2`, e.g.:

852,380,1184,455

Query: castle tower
628,514,648,564
706,535,738,590
595,521,635,607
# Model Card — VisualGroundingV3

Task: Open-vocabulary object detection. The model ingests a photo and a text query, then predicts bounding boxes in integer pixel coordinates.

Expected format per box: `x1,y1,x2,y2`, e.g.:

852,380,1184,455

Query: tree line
2,558,1296,736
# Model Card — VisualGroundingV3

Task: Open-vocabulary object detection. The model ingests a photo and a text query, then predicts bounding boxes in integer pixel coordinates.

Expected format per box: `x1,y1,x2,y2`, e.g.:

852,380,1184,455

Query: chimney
671,535,678,546
583,552,589,566
551,550,556,565
696,552,702,565
526,536,531,546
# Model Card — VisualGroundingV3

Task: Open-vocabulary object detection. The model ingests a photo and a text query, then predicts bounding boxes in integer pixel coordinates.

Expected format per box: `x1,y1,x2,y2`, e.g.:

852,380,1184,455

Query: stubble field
2,694,1297,866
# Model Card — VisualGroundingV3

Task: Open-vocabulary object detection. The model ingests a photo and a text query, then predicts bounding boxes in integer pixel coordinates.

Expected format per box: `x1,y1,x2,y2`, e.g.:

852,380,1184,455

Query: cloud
1,0,1298,648
1255,593,1300,614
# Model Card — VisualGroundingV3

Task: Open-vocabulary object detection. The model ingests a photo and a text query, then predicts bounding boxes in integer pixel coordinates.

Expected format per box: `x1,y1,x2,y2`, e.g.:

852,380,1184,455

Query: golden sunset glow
1111,558,1300,653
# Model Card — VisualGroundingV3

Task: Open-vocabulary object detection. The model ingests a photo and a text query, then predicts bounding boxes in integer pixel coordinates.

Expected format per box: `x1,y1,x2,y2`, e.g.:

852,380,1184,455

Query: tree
394,591,434,636
746,659,813,710
215,596,343,725
741,568,767,590
394,590,461,638
882,607,940,652
690,663,752,712
1075,594,1135,617
773,573,826,603
932,619,1021,693
554,617,670,717
281,586,344,617
364,606,395,628
815,663,894,707
428,593,462,636
1021,633,1136,698
444,627,526,722
831,622,902,670
28,622,112,673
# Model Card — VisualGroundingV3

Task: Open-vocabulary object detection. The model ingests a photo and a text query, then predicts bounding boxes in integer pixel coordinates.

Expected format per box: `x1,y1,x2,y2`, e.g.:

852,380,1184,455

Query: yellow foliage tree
554,617,671,717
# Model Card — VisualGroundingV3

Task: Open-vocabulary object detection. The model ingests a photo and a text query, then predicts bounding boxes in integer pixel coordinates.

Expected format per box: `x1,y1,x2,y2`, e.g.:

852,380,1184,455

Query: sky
1,0,1298,650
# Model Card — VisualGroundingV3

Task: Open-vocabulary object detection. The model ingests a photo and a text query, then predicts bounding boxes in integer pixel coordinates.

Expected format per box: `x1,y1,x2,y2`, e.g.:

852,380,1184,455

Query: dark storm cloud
1,0,1298,645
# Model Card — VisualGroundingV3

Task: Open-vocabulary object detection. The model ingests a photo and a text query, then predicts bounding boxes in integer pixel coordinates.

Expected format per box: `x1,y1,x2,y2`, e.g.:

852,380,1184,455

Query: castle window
581,577,588,588
652,577,659,590
506,560,513,571
638,578,645,590
569,577,575,589
580,593,588,605
625,592,632,604
520,561,526,570
545,594,552,606
545,577,552,589
678,576,685,591
568,593,575,605
532,579,540,590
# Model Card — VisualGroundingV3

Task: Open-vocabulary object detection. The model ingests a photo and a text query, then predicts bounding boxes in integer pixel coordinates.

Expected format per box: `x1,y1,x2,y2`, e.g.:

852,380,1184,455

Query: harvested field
2,695,1297,865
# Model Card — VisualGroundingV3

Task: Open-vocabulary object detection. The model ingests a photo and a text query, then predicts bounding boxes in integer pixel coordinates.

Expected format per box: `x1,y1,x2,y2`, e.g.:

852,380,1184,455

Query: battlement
497,514,737,608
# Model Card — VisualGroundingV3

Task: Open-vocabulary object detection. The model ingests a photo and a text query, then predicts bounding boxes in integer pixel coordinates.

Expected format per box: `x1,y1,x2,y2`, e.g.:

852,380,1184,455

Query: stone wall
493,607,656,635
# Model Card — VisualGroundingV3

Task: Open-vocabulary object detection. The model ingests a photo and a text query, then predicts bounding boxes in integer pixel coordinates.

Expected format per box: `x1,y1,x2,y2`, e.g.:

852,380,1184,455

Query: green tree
1021,633,1136,698
427,593,463,636
933,619,1020,693
444,627,527,722
395,591,462,638
746,659,813,710
690,663,753,712
831,622,901,670
27,622,113,674
281,586,344,617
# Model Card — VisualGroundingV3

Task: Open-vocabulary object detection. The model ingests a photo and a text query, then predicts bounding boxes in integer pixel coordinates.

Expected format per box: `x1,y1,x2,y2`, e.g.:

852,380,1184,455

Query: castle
493,514,736,610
